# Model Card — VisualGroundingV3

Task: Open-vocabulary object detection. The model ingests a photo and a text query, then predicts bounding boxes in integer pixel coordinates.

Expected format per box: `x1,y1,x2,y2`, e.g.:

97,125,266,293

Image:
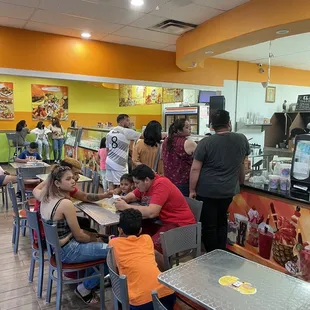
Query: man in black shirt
190,110,250,252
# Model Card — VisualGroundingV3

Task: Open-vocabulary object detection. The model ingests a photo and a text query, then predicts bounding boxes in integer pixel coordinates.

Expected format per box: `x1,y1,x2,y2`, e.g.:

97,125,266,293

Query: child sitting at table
113,174,134,196
109,209,176,310
15,142,42,163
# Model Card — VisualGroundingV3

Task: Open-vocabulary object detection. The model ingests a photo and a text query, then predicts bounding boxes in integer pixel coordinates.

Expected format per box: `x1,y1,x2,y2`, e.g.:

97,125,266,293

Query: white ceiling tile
103,34,169,50
25,21,106,40
0,16,27,28
163,45,176,52
0,0,40,8
130,14,166,29
193,0,249,11
152,2,223,24
86,0,170,14
0,2,34,19
31,9,123,34
114,26,178,44
39,0,144,25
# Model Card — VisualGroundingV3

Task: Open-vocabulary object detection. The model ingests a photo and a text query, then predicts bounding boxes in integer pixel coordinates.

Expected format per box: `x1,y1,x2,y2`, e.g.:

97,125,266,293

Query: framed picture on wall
265,86,276,103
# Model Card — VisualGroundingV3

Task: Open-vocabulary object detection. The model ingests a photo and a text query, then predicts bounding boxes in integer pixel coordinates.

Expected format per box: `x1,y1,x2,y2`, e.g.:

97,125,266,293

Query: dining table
10,162,50,169
36,173,92,183
158,249,310,310
74,199,120,234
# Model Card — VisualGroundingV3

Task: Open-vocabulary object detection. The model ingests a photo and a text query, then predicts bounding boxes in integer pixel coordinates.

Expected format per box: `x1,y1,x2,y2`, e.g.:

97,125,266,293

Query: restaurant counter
227,181,310,282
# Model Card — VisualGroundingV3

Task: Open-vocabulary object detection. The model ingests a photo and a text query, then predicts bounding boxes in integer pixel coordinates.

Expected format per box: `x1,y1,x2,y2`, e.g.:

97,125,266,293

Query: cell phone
96,234,110,243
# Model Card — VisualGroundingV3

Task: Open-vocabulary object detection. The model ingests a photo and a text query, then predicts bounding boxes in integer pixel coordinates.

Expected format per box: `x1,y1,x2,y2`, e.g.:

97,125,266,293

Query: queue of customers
29,110,248,308
13,117,64,163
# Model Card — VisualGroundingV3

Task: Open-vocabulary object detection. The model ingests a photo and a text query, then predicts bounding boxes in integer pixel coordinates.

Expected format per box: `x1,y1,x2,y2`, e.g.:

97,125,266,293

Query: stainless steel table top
36,173,92,183
10,162,50,169
75,201,119,227
158,250,310,310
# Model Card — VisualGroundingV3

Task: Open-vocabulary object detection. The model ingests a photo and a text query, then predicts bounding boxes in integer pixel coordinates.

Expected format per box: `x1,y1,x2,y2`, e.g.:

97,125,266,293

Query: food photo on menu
31,84,68,120
0,82,14,120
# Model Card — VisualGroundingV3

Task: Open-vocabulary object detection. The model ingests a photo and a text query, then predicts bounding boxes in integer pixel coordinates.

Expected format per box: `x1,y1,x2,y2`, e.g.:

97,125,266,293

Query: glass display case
64,127,82,159
78,127,111,169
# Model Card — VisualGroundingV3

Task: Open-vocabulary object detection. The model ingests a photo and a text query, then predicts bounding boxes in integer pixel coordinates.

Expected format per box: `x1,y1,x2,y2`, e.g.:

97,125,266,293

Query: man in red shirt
115,164,195,248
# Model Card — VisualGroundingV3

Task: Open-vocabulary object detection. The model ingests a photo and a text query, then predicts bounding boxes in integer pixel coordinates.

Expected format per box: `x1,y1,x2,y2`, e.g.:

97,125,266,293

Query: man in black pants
189,110,250,252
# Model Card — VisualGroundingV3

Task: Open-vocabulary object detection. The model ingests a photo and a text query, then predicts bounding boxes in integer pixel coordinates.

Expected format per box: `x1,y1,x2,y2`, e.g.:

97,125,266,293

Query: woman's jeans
37,139,50,159
52,138,64,161
61,239,109,290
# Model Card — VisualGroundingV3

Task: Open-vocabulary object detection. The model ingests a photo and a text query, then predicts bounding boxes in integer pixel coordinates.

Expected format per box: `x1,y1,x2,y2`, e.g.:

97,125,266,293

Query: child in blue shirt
16,142,42,163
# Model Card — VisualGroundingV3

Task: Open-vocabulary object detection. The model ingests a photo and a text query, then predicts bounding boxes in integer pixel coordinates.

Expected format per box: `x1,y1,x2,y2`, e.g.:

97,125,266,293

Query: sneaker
74,288,99,305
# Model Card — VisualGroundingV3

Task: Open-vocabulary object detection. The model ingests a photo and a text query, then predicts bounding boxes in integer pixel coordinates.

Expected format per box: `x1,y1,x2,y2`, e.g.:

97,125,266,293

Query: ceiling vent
148,20,197,35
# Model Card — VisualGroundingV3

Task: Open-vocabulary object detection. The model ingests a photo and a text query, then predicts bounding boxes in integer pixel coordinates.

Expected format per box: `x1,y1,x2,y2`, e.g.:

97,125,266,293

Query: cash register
290,134,310,201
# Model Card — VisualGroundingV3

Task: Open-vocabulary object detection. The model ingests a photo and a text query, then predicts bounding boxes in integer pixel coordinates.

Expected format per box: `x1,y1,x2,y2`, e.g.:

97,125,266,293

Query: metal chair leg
29,251,36,283
46,268,53,303
99,264,105,310
14,221,20,254
56,277,63,310
113,294,118,310
12,223,16,244
4,185,8,211
37,249,44,298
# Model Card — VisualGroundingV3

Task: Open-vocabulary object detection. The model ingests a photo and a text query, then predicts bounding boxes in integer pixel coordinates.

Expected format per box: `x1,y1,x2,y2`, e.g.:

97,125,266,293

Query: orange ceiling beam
176,0,310,71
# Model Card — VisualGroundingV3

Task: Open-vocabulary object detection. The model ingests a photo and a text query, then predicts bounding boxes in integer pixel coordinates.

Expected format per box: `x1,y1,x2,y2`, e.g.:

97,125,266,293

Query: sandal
74,288,99,304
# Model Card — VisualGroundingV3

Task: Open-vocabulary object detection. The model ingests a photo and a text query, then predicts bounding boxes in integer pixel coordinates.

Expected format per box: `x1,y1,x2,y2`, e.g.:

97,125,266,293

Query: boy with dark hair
115,164,195,248
15,142,42,163
109,209,175,310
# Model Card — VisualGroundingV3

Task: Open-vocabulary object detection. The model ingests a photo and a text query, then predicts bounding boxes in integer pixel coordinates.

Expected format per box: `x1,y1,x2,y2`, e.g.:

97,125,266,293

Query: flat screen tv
198,91,216,103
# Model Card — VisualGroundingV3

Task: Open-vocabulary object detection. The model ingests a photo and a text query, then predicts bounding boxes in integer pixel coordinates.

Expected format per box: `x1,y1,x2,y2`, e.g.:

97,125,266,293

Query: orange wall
0,27,237,87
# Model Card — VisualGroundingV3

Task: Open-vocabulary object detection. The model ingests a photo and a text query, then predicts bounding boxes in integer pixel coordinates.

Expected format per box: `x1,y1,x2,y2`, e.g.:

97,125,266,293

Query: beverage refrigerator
164,105,209,135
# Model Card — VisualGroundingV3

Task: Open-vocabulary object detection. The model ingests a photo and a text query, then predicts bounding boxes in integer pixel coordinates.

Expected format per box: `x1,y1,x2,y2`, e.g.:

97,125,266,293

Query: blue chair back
26,210,44,250
152,291,168,310
107,247,130,310
8,183,20,217
91,171,100,194
160,223,202,270
42,220,63,274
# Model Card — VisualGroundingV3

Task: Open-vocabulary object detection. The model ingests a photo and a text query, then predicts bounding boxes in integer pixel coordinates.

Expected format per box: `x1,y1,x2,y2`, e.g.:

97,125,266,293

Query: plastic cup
269,175,280,189
280,164,291,178
258,229,274,259
280,177,289,191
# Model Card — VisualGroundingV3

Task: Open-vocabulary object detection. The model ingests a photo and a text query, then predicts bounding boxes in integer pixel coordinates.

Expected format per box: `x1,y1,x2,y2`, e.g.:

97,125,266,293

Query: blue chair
107,247,130,310
42,221,106,310
160,223,202,270
8,183,28,254
26,210,47,298
152,291,168,310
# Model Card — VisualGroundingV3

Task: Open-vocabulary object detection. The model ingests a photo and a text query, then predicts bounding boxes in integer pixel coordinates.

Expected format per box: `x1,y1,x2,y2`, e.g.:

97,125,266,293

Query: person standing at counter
189,110,250,252
132,120,164,174
48,117,65,164
31,121,51,162
14,120,30,148
162,119,197,196
106,114,141,188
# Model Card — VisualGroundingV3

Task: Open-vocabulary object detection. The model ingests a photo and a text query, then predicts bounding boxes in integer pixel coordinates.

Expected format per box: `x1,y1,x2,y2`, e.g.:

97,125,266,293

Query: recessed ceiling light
81,32,91,39
205,51,214,54
131,0,144,6
276,29,289,35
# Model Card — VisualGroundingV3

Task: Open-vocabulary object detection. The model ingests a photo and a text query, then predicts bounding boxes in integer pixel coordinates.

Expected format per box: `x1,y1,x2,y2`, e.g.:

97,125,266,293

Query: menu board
0,82,14,120
119,85,183,106
145,86,162,104
296,94,310,111
162,88,183,103
31,84,68,120
119,85,146,106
